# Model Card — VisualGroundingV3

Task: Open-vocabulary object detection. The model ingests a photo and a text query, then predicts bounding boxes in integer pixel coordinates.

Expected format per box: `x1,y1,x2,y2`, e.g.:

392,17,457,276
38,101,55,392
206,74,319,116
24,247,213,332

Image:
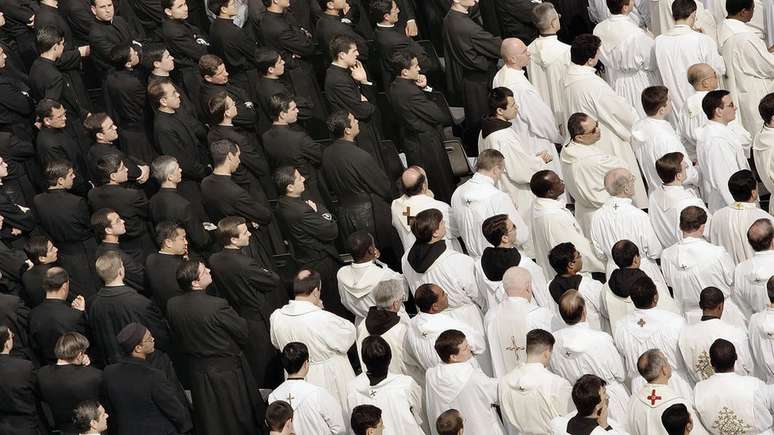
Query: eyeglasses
583,121,599,135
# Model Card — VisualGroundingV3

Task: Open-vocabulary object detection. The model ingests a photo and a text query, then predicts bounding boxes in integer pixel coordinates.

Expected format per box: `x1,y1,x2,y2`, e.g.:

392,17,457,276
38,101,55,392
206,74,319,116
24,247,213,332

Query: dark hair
411,208,443,243
606,0,629,14
530,170,557,197
348,231,375,262
611,239,639,268
146,46,169,65
434,329,466,363
265,401,293,432
672,0,697,20
210,139,239,167
726,0,754,15
351,405,382,435
83,113,111,142
25,235,53,265
656,152,684,184
558,290,585,325
699,286,725,310
109,43,133,69
72,400,102,433
268,92,295,121
526,328,555,354
389,50,415,77
630,275,658,308
488,87,514,117
256,48,282,75
679,206,707,232
293,268,321,296
43,267,69,293
96,153,124,184
567,112,590,140
36,98,63,122
155,221,183,247
281,342,309,374
728,169,756,202
768,276,774,303
208,91,230,124
370,0,393,23
207,0,230,15
760,92,774,124
147,80,172,109
482,214,510,246
662,403,691,435
161,0,177,9
572,374,607,417
274,166,297,194
362,335,392,372
36,25,64,53
414,283,439,313
91,208,117,241
570,34,601,65
216,216,246,246
176,260,203,292
436,409,464,435
45,160,74,187
641,86,669,116
330,35,357,59
198,54,223,77
327,110,353,139
702,89,730,119
709,338,737,372
548,242,577,274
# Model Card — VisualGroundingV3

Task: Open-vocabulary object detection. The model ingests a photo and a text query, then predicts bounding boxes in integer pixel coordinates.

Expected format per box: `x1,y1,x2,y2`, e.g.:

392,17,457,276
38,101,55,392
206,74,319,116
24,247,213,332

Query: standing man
208,0,260,95
144,222,187,313
734,219,774,316
755,93,774,214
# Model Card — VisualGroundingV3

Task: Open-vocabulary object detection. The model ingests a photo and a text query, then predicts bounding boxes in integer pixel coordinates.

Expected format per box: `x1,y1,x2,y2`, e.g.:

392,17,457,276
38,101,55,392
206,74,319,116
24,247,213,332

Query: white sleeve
318,389,348,434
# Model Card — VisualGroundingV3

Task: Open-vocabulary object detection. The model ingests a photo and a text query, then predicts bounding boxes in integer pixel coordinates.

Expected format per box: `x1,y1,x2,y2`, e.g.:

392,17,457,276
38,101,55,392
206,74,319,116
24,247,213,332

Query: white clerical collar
473,172,496,185
534,197,563,208
754,250,774,258
376,23,394,28
350,260,375,269
680,236,704,244
662,185,685,192
728,201,758,210
569,321,591,330
608,196,633,207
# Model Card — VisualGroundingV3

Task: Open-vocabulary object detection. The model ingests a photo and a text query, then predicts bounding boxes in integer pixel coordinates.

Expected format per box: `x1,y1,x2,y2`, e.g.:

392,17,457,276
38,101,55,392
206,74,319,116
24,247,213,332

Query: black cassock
96,241,145,293
126,0,163,38
0,184,35,250
442,9,501,155
104,68,157,163
87,184,155,264
61,0,93,46
0,0,37,68
209,17,259,96
0,132,39,207
545,0,594,44
36,126,91,196
315,13,369,61
89,16,141,76
0,355,45,435
21,264,52,309
87,284,170,365
37,364,102,433
373,25,438,88
33,189,100,298
207,123,276,201
209,248,285,388
199,80,258,128
144,252,184,315
0,292,34,361
85,141,144,184
166,291,265,435
161,18,209,107
388,77,457,203
149,187,212,257
495,0,539,44
0,61,35,143
29,299,88,366
254,75,316,136
261,123,323,203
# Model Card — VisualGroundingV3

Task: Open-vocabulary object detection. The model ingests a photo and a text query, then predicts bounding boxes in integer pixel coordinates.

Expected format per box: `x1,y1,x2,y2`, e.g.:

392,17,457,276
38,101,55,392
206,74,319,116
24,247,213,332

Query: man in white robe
529,170,606,277
338,231,408,325
714,0,766,42
270,270,357,405
560,115,638,235
485,267,561,378
550,374,630,435
550,291,628,421
707,169,774,263
268,342,347,435
733,219,774,316
425,330,505,435
661,206,748,327
590,168,667,282
403,284,490,384
677,64,751,161
678,287,755,384
694,339,774,435
654,0,725,111
500,328,574,435
613,274,692,386
449,149,529,258
563,35,648,210
593,0,659,118
748,286,774,382
696,90,751,212
717,3,774,137
631,87,700,194
627,349,710,435
648,152,708,248
347,336,426,435
391,167,461,252
753,93,774,214
527,3,572,136
478,87,552,225
356,281,411,376
493,38,563,176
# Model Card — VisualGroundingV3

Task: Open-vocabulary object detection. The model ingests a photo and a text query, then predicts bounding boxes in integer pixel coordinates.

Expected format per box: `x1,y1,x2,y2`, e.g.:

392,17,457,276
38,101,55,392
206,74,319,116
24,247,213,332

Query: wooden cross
647,389,662,405
505,336,525,359
403,206,412,225
285,393,295,406
637,318,647,327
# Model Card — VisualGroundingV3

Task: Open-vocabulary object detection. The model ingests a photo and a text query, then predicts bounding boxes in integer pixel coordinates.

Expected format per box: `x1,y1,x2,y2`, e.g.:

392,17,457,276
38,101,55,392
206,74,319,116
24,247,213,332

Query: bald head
687,63,717,91
748,218,774,252
501,38,530,68
503,266,532,299
400,166,427,197
604,168,634,197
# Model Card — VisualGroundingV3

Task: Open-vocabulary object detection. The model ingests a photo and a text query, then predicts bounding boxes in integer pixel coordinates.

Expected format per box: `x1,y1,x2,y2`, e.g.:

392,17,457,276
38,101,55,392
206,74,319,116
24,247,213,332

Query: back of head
400,166,426,197
699,286,724,311
604,168,632,196
687,63,713,88
530,169,556,197
709,338,737,372
726,0,754,15
362,335,392,371
198,54,223,78
351,405,382,435
265,401,294,433
155,221,182,248
728,169,756,202
570,34,601,65
389,50,415,77
327,110,352,139
475,149,505,172
679,206,707,232
36,25,64,53
43,267,69,293
672,0,697,20
502,266,532,297
348,231,375,262
329,35,357,60
611,239,639,268
151,155,178,184
567,112,589,141
210,139,239,167
414,283,440,313
436,409,464,435
526,328,555,356
434,329,466,363
54,332,89,361
641,86,669,117
411,208,442,243
768,276,774,304
256,48,281,75
268,92,294,121
208,91,230,124
656,152,685,184
606,0,628,14
96,152,123,185
370,0,393,23
175,260,202,292
25,235,52,265
571,374,607,417
216,216,245,246
273,166,297,195
482,214,510,246
662,403,691,435
95,251,123,283
36,98,63,123
109,43,133,70
280,341,309,374
637,349,668,382
373,281,403,309
760,92,774,124
702,89,730,119
73,401,102,434
293,268,321,296
558,290,585,325
533,2,557,31
91,208,116,242
488,87,513,117
548,242,576,275
629,275,657,308
83,112,110,143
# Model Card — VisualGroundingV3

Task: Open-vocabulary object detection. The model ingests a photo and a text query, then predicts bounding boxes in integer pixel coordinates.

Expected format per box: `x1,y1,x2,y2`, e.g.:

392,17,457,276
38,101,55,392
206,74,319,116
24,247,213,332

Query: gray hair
604,168,633,197
637,349,669,382
151,155,178,183
533,3,558,32
373,279,405,308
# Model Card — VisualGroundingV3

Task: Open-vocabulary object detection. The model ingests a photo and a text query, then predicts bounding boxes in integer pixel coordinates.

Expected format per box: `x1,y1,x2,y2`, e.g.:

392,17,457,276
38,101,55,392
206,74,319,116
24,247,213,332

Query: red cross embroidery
647,389,662,405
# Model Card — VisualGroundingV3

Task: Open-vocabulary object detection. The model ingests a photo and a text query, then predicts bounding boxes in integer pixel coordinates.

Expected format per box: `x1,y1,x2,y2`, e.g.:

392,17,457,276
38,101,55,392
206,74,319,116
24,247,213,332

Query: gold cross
505,336,525,359
637,318,646,327
285,393,295,406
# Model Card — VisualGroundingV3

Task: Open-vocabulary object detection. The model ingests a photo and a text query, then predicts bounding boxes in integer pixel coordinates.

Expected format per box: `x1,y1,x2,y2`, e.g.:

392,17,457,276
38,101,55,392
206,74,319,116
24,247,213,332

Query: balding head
687,63,717,91
748,218,774,252
400,166,427,197
503,266,533,299
501,38,530,68
604,168,634,197
637,349,671,382
558,290,586,325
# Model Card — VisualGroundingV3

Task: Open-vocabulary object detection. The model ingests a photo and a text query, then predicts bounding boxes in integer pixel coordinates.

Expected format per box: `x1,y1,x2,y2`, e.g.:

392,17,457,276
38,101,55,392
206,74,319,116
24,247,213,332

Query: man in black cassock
144,221,187,314
89,0,144,75
0,157,35,251
208,0,260,96
275,166,351,320
149,155,211,257
442,0,502,155
388,51,456,202
82,113,149,186
147,48,200,122
253,49,316,136
0,130,39,207
262,92,324,204
198,54,258,128
0,0,38,68
20,237,57,309
209,216,285,388
0,326,45,435
316,0,369,61
201,139,276,265
161,0,210,105
28,267,88,366
33,160,100,298
61,0,94,46
166,260,265,435
104,323,193,435
88,250,170,365
92,208,146,293
0,43,35,143
35,99,91,196
87,153,155,264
